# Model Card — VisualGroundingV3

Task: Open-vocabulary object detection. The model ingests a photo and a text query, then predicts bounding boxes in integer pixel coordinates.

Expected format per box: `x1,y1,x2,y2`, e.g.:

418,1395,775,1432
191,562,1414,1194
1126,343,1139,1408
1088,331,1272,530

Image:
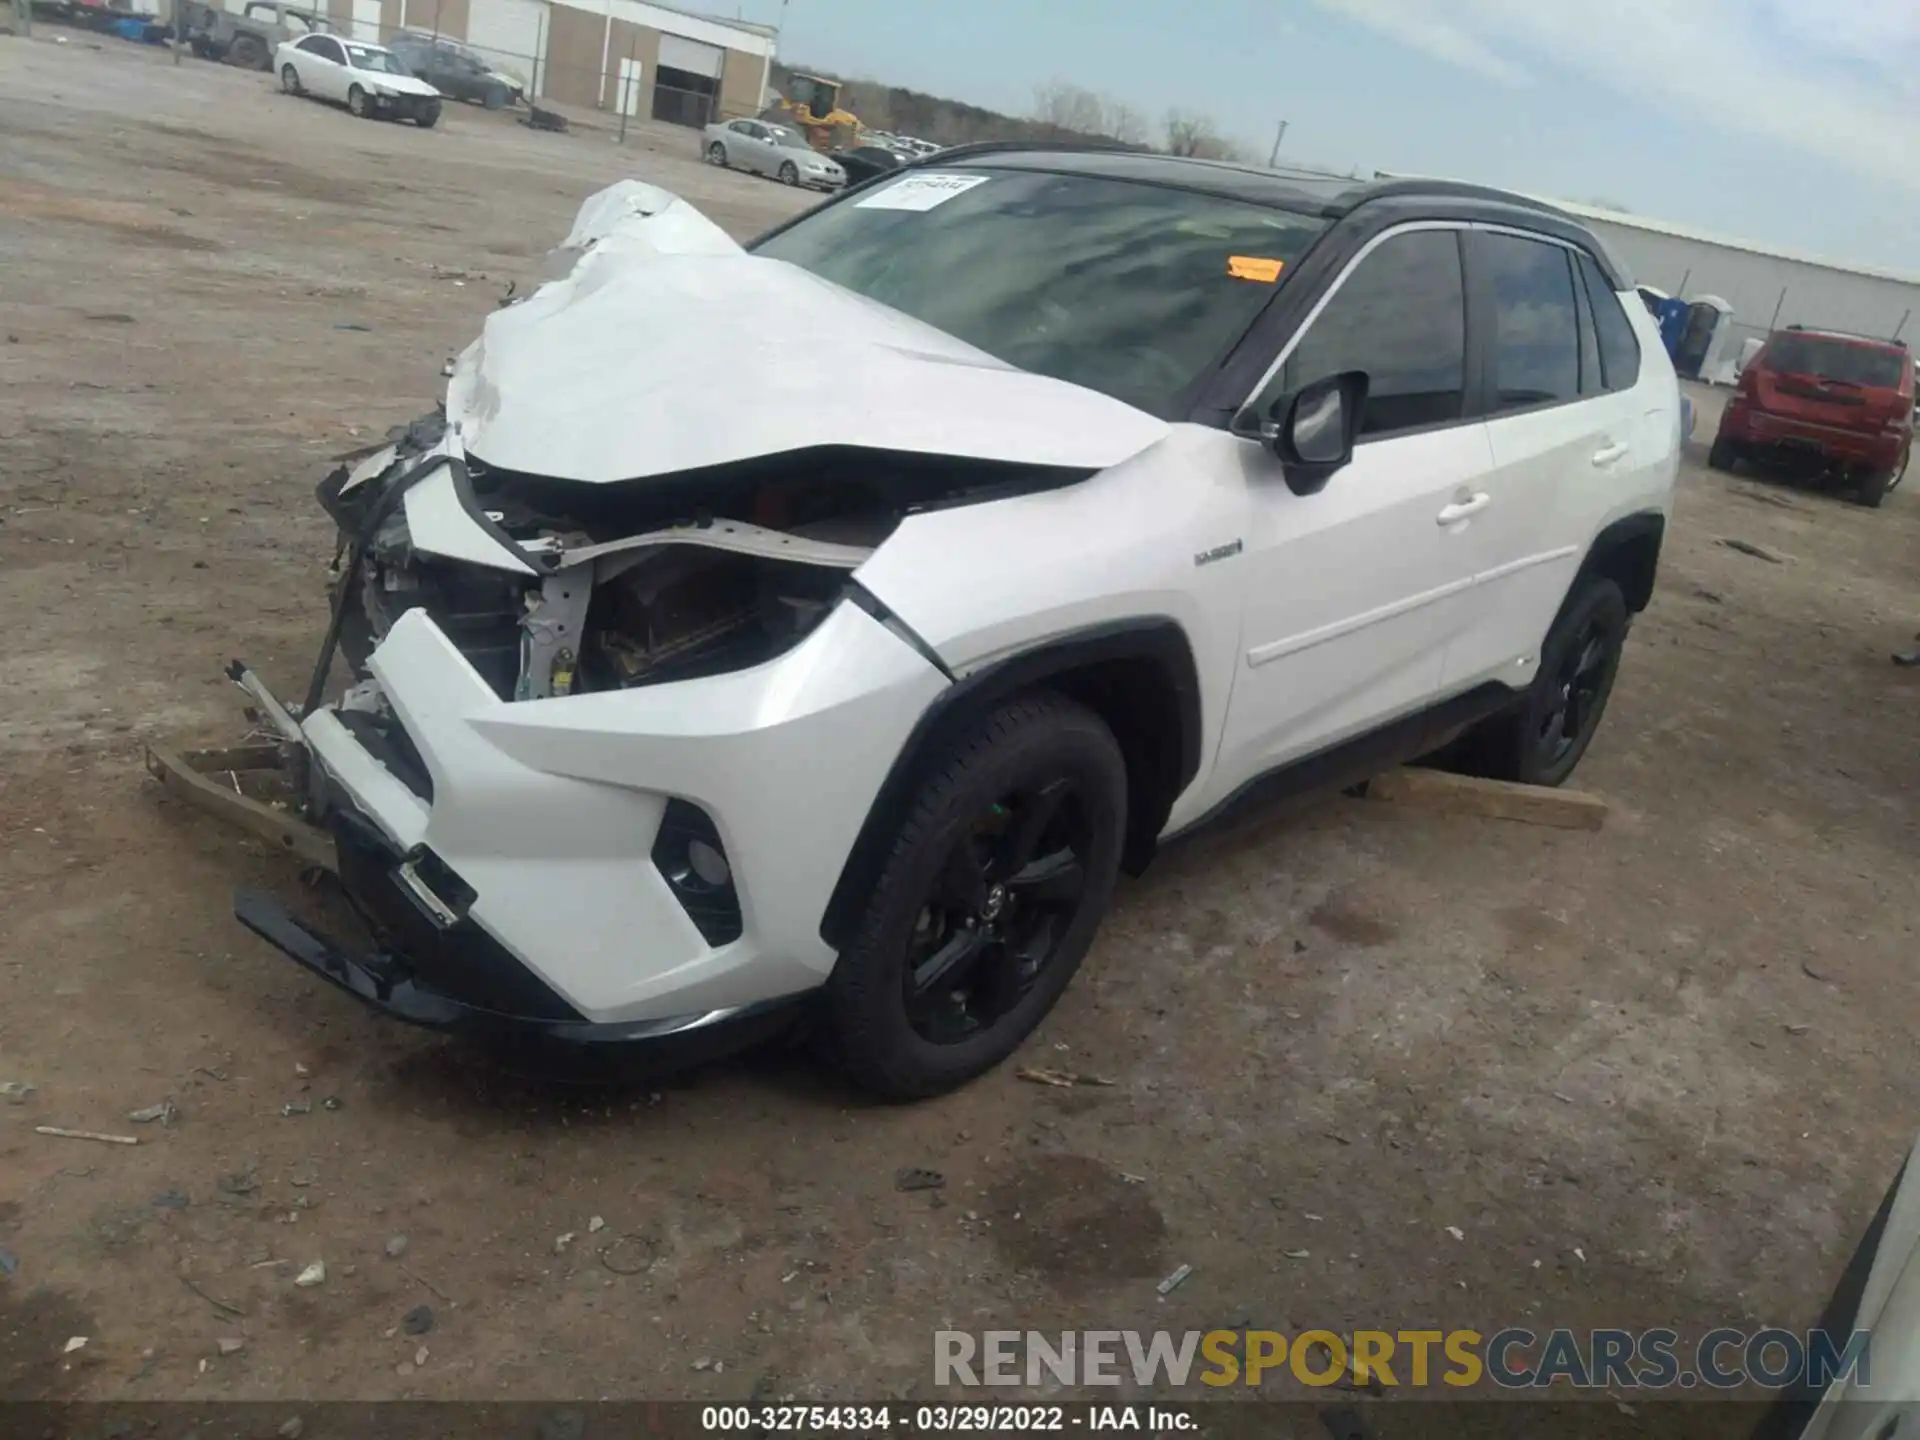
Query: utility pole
617,30,635,142
1267,120,1288,168
12,0,31,40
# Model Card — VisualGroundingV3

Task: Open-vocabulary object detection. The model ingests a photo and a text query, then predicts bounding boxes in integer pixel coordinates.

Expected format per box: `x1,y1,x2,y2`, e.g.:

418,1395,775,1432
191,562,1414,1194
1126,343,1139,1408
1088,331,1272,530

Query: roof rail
1783,323,1908,348
1341,178,1570,218
900,138,1139,167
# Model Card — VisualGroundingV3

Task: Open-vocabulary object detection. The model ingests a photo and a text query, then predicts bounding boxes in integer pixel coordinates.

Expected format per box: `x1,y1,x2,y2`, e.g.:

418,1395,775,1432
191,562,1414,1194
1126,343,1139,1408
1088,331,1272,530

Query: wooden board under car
1360,767,1609,831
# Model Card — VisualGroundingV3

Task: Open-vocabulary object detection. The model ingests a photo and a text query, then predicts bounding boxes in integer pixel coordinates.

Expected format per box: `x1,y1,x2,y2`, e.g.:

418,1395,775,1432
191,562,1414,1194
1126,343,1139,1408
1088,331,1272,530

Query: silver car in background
701,118,846,190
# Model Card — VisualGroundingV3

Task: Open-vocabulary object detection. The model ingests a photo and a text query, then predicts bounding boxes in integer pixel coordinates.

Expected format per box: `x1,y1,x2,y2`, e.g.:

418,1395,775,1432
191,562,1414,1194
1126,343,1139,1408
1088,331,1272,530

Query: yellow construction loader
767,73,860,152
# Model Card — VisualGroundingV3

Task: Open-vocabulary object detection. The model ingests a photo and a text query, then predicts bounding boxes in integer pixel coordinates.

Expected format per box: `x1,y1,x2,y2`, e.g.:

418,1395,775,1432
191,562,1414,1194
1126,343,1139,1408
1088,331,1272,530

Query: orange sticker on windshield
1228,256,1285,283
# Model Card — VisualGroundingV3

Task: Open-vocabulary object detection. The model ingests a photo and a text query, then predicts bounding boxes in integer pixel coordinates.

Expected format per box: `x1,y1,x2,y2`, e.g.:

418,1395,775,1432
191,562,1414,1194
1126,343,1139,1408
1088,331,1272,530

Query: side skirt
1160,681,1518,847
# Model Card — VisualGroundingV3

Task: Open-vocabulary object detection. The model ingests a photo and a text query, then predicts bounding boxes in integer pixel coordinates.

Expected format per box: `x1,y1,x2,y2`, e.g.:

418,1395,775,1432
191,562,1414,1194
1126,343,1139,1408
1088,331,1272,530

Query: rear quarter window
1576,251,1641,392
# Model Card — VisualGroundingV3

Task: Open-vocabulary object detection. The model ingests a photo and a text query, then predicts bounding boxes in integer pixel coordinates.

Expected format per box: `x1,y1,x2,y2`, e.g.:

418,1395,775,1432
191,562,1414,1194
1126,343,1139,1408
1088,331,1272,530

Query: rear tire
227,33,265,69
707,141,728,166
1707,436,1739,472
1458,579,1629,788
1856,449,1905,508
823,692,1127,1100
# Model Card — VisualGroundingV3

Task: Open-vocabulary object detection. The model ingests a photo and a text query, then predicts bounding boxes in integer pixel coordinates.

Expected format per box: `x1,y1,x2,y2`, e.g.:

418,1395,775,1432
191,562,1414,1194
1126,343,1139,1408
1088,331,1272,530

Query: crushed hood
443,181,1170,484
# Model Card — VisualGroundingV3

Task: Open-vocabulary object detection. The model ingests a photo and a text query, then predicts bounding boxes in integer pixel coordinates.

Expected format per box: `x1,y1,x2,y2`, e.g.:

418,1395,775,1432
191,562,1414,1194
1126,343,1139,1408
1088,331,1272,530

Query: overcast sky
728,0,1920,274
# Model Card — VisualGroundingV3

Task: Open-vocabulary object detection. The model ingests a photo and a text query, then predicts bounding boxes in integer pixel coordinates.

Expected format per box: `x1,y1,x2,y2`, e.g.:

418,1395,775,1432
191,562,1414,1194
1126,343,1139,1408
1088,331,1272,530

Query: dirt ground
4,32,1920,1425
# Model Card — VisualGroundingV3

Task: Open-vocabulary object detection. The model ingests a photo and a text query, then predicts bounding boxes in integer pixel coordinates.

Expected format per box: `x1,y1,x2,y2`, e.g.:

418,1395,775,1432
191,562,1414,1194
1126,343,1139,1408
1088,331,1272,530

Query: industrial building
295,0,774,126
1553,199,1920,367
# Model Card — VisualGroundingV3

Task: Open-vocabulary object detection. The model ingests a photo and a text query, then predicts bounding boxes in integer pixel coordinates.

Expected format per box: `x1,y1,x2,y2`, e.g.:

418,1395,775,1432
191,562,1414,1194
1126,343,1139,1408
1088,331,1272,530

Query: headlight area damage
153,180,1160,1067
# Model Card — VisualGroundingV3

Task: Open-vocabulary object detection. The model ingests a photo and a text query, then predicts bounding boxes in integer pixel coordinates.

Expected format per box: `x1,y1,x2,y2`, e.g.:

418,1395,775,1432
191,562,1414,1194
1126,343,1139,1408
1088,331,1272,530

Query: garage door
658,32,722,79
462,0,545,95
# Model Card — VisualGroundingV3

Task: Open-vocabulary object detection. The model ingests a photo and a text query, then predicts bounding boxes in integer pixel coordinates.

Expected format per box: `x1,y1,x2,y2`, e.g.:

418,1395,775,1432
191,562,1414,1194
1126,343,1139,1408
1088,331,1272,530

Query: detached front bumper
230,588,948,1037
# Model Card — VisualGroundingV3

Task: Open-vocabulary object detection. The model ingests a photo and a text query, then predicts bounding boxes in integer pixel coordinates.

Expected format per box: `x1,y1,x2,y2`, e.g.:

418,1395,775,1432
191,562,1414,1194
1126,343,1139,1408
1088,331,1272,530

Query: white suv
229,150,1680,1098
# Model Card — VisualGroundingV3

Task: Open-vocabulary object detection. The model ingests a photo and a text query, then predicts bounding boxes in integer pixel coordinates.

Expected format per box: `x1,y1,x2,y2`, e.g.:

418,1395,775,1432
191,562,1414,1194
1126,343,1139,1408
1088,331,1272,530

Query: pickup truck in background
180,0,334,70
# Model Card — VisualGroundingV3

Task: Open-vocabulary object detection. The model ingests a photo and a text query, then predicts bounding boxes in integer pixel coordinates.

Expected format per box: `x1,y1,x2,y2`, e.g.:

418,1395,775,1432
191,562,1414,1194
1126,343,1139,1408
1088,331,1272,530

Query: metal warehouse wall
1581,218,1920,350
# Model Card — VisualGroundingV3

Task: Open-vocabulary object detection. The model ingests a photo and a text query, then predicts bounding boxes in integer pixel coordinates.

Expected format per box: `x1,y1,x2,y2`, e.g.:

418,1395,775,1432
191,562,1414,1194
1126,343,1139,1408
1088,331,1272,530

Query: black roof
914,143,1568,221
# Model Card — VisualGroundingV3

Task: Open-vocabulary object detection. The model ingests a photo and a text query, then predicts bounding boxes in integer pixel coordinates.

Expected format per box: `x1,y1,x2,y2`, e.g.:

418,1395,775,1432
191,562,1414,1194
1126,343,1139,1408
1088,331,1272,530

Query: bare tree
1164,108,1217,157
1103,100,1148,146
1032,79,1107,136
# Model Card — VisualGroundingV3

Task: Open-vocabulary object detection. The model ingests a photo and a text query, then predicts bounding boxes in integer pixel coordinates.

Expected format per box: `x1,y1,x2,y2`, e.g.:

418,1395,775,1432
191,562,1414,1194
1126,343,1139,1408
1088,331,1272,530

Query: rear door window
1576,252,1642,392
1481,232,1579,412
1278,228,1467,438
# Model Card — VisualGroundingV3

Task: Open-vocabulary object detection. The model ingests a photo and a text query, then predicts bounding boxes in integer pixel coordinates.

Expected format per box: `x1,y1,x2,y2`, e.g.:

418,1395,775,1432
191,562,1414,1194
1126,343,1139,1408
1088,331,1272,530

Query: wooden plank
145,745,337,871
1362,767,1608,831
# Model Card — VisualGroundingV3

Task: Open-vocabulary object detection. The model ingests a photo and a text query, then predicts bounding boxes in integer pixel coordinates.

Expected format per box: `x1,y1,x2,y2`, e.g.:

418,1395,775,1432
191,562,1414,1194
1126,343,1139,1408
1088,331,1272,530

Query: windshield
753,168,1328,414
345,45,407,75
1768,334,1905,388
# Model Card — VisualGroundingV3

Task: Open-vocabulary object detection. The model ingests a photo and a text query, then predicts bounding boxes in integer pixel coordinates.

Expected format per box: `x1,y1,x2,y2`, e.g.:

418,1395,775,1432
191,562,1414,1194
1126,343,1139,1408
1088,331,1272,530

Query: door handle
1436,493,1491,525
1591,442,1630,467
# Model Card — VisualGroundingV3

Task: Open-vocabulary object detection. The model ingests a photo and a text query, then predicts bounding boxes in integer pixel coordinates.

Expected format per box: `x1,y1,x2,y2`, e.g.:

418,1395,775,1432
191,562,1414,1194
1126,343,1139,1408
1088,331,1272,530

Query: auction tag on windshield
1228,256,1285,283
856,173,990,212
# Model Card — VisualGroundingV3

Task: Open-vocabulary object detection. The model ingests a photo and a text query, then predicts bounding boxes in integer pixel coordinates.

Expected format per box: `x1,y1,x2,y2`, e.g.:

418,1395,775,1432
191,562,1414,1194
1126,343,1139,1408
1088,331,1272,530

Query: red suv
1710,326,1915,507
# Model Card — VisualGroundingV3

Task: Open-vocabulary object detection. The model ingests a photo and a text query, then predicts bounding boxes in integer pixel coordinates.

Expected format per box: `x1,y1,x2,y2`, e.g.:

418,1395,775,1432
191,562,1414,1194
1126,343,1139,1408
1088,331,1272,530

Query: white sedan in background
276,34,443,127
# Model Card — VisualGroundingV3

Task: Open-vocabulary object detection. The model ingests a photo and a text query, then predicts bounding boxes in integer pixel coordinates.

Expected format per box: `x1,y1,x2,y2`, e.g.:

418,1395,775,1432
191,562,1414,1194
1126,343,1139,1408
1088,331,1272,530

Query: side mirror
1268,371,1368,497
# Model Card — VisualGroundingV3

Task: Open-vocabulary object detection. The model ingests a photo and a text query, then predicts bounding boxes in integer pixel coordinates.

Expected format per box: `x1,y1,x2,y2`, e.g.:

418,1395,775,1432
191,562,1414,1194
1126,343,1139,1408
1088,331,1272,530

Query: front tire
1462,578,1629,788
824,693,1127,1100
779,161,799,185
414,102,440,128
279,63,302,95
227,33,266,69
347,84,370,118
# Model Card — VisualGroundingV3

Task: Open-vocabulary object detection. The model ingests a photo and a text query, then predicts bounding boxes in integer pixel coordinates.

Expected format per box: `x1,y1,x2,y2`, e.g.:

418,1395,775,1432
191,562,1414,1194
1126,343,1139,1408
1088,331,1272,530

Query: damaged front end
182,177,1163,1061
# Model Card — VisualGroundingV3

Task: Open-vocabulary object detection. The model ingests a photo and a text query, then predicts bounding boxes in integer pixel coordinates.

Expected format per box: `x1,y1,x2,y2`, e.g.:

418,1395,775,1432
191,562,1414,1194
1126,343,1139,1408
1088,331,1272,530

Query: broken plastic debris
384,1234,409,1258
1445,1225,1466,1242
587,1216,605,1233
1156,1263,1193,1296
128,1101,178,1125
0,1081,35,1104
63,1336,88,1354
1283,1249,1311,1260
894,1167,944,1192
294,1261,326,1288
217,1337,245,1356
554,1232,576,1254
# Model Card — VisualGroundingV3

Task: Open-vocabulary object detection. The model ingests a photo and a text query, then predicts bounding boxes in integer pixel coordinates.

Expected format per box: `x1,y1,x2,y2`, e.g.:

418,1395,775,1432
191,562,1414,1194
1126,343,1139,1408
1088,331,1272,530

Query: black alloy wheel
824,691,1127,1100
903,779,1092,1046
1535,613,1611,771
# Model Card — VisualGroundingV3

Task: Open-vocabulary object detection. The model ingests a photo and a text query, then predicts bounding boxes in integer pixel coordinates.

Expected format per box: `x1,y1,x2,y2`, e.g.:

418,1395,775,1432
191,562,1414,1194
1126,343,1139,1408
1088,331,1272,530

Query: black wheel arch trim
1566,510,1666,621
819,617,1203,951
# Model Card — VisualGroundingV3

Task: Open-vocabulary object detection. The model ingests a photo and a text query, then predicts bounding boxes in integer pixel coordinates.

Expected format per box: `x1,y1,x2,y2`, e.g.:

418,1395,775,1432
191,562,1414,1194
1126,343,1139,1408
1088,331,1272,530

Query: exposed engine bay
321,417,1071,714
